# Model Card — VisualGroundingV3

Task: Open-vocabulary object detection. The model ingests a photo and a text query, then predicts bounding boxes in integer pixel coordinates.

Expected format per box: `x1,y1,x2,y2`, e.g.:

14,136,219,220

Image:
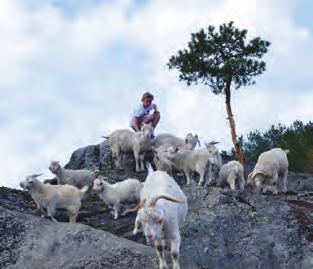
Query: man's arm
152,103,159,113
133,117,141,132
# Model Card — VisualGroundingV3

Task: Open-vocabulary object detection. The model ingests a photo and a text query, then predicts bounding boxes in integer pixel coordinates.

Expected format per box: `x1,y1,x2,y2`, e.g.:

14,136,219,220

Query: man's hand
134,117,140,131
152,104,158,112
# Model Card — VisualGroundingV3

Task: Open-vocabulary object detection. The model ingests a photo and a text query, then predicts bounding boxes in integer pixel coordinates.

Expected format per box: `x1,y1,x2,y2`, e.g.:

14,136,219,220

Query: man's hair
141,92,154,101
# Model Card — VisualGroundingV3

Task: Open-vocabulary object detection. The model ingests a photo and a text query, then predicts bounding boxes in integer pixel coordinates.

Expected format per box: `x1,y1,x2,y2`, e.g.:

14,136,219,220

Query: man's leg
152,111,160,128
142,112,160,128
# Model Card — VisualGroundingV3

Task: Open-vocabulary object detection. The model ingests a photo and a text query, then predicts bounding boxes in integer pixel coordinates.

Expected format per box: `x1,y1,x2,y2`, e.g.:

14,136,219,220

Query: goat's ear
94,178,103,185
93,170,100,177
195,135,201,146
26,177,35,183
184,133,192,143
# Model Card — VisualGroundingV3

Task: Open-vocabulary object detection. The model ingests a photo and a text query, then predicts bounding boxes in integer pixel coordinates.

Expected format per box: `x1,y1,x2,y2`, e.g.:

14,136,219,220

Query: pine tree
168,21,270,164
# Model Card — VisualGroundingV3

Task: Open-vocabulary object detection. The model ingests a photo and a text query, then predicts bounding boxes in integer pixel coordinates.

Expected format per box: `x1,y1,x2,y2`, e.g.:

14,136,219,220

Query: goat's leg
227,173,236,190
68,212,78,223
112,203,120,219
198,170,205,186
134,151,141,172
46,205,58,222
280,171,288,193
271,172,279,195
154,239,168,269
171,235,181,269
204,163,213,186
112,147,122,169
36,205,46,218
133,215,141,234
67,206,79,223
140,152,146,171
239,176,245,192
184,169,192,185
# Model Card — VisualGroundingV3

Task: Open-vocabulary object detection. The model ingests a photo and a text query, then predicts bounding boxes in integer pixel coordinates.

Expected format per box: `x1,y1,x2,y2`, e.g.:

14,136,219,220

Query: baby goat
93,177,142,219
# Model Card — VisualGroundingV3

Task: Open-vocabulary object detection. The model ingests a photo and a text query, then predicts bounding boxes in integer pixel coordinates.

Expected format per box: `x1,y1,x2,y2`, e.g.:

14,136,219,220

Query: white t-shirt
130,103,154,127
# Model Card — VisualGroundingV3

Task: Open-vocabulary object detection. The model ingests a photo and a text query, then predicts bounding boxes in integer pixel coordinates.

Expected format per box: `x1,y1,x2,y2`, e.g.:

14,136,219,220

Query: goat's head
92,177,108,192
20,174,42,190
205,141,219,154
131,195,183,243
152,146,172,169
49,161,61,173
184,133,201,149
247,171,269,192
140,123,154,139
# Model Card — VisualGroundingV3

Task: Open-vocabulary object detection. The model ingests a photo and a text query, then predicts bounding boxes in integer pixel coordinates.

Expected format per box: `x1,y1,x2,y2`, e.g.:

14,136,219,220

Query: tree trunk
225,80,245,165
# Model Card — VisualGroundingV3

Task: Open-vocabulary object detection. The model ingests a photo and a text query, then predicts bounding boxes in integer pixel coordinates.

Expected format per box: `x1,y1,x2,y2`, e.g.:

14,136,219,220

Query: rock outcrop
1,141,313,269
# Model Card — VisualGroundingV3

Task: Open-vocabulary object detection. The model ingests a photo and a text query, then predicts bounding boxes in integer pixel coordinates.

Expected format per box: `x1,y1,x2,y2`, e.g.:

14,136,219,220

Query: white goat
93,177,142,219
247,148,289,194
218,160,245,191
158,146,215,186
49,161,99,189
153,133,200,150
131,165,187,269
104,123,154,172
205,141,222,183
20,174,88,222
152,144,174,175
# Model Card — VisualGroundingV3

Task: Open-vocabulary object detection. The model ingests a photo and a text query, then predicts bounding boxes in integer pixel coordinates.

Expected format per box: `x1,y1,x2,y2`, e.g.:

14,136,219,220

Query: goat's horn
149,195,184,207
31,174,42,178
125,199,146,213
257,171,269,177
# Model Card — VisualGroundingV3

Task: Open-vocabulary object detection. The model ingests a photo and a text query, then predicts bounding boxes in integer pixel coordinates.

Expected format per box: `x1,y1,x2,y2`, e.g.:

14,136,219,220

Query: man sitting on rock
130,92,160,138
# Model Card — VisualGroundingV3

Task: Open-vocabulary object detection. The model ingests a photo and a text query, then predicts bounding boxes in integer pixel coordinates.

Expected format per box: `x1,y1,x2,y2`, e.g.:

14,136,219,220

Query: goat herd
20,123,290,269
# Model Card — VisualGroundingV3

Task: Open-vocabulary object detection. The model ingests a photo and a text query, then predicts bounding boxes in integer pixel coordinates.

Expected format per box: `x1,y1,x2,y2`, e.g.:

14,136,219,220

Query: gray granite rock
1,142,313,269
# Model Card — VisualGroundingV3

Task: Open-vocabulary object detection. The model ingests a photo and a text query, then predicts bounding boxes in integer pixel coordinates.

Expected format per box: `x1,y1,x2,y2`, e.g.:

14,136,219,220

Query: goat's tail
285,149,290,154
79,186,89,199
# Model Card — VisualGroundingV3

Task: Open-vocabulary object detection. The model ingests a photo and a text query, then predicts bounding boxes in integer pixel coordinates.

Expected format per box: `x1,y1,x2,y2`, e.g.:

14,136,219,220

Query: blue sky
1,0,313,188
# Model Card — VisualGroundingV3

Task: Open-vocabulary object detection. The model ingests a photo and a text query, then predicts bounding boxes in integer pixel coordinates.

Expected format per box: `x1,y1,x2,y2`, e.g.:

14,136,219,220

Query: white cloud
0,0,313,188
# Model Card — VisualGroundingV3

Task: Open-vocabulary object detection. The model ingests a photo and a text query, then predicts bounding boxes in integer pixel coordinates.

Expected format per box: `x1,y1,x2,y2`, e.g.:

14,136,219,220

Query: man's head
141,92,154,108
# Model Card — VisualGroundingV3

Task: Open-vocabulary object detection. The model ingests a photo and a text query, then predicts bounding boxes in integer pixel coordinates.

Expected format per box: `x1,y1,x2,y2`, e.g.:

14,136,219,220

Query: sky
1,0,313,188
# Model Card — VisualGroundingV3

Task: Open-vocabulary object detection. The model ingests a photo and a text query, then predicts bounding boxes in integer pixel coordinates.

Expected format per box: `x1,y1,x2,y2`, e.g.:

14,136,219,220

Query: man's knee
154,111,160,120
142,114,154,123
